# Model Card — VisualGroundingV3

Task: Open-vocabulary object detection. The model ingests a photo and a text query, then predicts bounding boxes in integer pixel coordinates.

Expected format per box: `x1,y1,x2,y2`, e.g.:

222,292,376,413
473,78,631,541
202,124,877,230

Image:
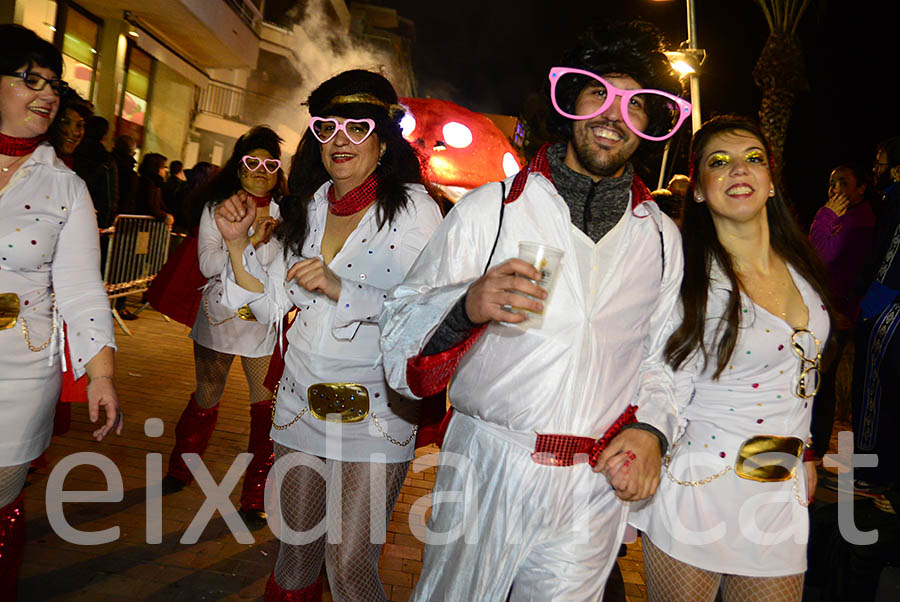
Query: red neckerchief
0,133,46,156
507,142,652,212
247,193,272,208
327,174,378,216
59,153,75,169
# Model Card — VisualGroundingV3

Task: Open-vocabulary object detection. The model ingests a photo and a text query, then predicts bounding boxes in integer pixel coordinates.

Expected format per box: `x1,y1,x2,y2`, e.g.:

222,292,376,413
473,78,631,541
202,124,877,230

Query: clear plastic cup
515,241,564,328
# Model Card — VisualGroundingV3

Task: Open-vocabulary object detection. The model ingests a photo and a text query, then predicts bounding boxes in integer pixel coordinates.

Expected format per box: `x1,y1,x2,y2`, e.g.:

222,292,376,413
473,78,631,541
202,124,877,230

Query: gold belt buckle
237,304,257,321
308,383,369,423
734,435,803,482
0,293,20,330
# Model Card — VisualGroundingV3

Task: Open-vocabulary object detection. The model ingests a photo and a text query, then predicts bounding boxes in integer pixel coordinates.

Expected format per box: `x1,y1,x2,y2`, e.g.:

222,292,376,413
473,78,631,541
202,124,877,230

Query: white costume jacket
191,201,281,358
629,262,829,577
0,144,115,464
381,171,683,443
222,183,442,462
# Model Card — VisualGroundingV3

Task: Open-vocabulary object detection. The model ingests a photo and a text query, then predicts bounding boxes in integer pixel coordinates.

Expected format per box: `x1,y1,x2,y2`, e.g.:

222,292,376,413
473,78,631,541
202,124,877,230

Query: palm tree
752,0,814,184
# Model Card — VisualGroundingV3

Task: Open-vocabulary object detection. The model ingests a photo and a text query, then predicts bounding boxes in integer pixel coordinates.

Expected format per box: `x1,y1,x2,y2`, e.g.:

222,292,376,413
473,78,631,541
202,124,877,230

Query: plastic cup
515,241,564,328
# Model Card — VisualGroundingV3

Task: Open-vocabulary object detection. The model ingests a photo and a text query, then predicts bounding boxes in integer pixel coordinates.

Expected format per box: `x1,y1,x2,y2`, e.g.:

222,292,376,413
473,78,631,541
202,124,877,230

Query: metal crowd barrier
102,215,172,335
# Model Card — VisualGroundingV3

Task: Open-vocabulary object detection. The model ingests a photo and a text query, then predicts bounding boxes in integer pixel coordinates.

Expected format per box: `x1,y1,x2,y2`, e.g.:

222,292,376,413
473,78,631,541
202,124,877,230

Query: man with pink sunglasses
381,20,689,601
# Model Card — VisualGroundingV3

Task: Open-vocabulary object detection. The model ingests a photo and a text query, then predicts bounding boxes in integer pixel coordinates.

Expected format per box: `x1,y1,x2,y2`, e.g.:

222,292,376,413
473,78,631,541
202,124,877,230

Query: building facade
3,0,416,169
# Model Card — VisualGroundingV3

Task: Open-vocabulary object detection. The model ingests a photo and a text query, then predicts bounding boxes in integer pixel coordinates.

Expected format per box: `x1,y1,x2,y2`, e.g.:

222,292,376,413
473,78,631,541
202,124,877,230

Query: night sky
379,0,900,222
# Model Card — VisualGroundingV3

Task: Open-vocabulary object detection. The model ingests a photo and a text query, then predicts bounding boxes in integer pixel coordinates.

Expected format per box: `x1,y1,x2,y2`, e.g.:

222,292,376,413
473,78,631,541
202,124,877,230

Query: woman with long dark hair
161,126,285,530
630,116,832,601
214,70,441,602
0,24,121,598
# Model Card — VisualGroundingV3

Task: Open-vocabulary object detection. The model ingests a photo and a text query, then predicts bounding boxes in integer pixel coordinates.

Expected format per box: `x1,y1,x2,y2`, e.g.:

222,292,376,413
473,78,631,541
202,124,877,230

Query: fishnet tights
193,342,271,409
271,442,409,601
642,535,804,602
0,463,29,508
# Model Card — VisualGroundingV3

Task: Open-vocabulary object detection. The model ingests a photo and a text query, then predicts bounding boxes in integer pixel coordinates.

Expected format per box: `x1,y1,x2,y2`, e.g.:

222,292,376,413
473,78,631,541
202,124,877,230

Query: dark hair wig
546,20,683,165
664,115,833,378
198,125,286,210
276,69,429,258
0,24,63,79
1,25,64,133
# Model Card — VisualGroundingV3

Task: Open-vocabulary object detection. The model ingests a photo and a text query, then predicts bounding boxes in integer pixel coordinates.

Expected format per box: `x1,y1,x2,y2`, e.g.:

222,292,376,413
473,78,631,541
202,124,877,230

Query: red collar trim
327,173,378,216
506,143,652,212
247,193,272,208
0,133,46,157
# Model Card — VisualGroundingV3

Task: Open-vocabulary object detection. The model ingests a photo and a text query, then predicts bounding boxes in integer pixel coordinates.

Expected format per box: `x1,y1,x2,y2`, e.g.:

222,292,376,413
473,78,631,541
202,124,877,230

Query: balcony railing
225,0,263,32
196,80,296,127
197,81,246,121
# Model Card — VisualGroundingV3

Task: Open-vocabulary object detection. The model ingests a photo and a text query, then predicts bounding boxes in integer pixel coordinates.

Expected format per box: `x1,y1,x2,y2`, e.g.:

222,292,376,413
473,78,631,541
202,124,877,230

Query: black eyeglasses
791,327,821,399
4,71,69,96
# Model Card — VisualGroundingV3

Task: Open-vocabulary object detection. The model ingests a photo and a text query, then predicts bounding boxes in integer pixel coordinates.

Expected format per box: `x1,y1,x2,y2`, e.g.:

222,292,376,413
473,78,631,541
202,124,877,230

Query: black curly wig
546,20,683,162
276,69,428,258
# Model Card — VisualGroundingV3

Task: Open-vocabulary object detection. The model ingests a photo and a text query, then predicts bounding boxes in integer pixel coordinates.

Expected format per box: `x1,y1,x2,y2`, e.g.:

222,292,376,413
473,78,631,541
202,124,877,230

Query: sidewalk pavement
20,302,653,601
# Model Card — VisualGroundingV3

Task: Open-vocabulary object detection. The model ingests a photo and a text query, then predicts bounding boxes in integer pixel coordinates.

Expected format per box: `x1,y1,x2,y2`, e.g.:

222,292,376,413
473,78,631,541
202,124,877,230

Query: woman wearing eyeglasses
0,25,121,597
628,115,832,601
214,70,441,602
161,126,285,531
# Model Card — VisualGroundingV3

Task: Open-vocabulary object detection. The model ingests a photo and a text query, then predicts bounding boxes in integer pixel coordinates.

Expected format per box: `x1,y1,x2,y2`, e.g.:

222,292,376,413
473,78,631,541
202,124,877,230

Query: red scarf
0,133,46,157
59,154,75,169
327,174,378,216
247,193,272,208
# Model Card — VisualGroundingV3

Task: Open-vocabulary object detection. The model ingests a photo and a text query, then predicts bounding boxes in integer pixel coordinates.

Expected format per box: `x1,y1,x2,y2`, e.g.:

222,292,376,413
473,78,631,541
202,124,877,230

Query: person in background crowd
135,152,174,226
0,24,122,600
630,115,832,602
808,164,876,461
49,90,90,169
74,116,119,230
111,133,138,216
161,127,285,534
178,161,218,234
163,159,186,225
850,139,900,493
380,20,687,601
215,70,442,602
652,187,683,226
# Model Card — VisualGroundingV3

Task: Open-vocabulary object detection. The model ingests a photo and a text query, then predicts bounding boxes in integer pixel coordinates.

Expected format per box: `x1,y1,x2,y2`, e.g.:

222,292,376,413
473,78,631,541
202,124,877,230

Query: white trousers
411,412,628,602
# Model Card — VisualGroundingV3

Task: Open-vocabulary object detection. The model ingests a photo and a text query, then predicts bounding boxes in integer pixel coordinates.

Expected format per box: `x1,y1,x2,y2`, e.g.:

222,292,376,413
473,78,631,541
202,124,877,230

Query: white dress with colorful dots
0,144,115,465
629,262,829,577
221,182,442,462
190,201,281,358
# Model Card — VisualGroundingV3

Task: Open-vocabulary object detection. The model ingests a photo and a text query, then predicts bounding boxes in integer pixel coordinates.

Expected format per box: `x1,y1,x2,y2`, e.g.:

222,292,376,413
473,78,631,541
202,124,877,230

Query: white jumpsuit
380,171,683,601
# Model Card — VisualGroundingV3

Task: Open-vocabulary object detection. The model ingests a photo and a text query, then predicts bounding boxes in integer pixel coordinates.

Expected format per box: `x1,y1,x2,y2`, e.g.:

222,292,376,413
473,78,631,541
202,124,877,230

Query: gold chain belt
1,292,56,351
271,381,417,447
665,434,809,506
666,435,805,484
0,293,19,330
204,295,256,326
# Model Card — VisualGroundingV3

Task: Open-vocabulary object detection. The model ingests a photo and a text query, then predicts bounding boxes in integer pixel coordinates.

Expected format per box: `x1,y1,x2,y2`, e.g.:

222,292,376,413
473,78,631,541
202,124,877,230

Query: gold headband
325,93,405,117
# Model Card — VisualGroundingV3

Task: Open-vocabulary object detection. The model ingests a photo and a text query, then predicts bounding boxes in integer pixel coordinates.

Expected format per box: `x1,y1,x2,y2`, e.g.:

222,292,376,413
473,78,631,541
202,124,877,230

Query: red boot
165,394,219,489
0,490,26,601
264,573,322,601
240,400,275,529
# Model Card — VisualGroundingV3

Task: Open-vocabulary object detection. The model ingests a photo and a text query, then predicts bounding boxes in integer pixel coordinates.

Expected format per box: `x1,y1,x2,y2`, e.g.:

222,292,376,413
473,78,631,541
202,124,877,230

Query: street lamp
654,0,706,187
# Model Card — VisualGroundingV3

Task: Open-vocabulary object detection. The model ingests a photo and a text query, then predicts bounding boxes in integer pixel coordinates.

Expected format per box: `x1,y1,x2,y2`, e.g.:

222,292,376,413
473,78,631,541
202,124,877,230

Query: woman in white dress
161,126,285,530
215,70,441,602
629,115,832,601
0,25,121,599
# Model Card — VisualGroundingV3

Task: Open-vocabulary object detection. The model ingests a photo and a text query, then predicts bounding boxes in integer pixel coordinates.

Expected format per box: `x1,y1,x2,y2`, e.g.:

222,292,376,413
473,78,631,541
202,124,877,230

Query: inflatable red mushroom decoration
399,97,523,202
